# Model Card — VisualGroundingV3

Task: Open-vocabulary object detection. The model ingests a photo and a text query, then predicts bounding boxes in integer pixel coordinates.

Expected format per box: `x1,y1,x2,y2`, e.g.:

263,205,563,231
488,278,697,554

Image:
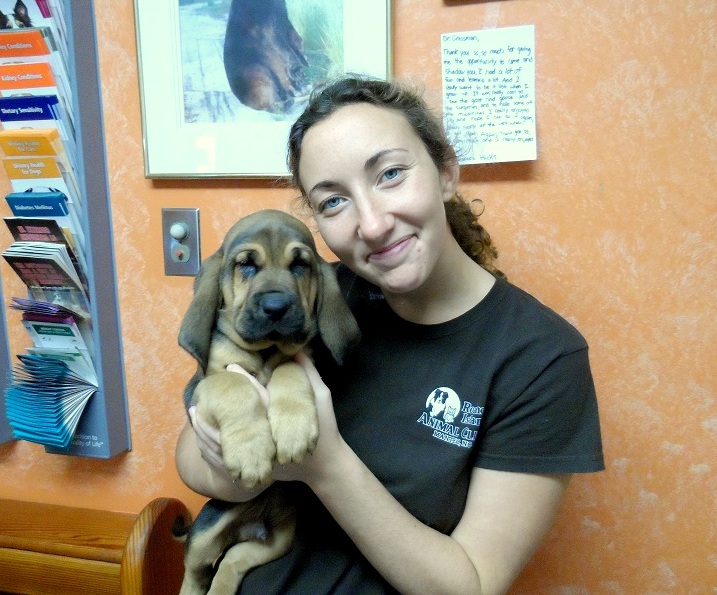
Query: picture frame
134,0,392,178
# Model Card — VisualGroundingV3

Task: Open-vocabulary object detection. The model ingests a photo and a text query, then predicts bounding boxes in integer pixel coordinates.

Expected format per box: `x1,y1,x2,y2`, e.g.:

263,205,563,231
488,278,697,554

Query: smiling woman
297,102,463,303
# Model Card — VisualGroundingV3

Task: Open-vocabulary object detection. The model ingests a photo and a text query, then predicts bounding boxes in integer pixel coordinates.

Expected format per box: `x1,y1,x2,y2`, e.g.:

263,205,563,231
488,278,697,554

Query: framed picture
134,0,392,178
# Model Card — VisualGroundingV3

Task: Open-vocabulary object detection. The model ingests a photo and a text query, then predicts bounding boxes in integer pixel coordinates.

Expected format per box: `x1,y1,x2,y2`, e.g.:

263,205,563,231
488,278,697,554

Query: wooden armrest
0,497,191,595
121,497,191,593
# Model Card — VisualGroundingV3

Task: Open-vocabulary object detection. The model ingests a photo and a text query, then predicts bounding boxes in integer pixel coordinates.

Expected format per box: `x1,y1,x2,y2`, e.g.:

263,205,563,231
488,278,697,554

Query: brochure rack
0,279,11,444
0,0,131,457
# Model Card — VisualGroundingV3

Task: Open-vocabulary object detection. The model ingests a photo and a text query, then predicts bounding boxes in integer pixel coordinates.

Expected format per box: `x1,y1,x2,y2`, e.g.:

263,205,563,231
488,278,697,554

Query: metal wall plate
161,208,201,276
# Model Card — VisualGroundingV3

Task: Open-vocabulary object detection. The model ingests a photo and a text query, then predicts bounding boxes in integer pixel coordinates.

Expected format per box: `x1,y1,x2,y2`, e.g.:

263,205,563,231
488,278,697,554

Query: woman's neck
382,244,496,325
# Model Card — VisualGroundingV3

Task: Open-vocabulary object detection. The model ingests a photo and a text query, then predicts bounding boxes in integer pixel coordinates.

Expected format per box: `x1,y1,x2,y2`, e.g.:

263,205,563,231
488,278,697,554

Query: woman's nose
356,200,394,242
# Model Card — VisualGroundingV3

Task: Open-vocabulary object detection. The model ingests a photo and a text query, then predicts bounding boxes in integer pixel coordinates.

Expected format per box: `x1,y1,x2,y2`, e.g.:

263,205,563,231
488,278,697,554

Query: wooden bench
0,497,191,595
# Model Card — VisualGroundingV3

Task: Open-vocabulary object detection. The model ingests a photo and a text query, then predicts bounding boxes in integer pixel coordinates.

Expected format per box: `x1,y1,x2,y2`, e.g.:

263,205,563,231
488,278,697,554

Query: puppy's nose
259,292,295,321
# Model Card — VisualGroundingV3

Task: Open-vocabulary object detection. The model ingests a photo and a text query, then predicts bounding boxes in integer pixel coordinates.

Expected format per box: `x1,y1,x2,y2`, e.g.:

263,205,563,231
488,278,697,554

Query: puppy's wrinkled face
220,223,320,353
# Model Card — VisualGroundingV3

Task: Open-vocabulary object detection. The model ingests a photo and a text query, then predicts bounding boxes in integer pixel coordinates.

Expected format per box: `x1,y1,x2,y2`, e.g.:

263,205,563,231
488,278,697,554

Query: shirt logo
416,387,482,449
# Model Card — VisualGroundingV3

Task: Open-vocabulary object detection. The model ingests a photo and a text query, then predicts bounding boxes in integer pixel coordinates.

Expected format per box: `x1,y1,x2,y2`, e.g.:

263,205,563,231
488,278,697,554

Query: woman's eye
381,167,403,182
319,195,345,212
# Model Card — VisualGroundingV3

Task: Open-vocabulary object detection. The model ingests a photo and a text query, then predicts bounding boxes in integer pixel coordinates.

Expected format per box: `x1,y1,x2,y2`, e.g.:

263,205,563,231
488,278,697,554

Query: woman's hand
225,363,271,407
187,405,225,472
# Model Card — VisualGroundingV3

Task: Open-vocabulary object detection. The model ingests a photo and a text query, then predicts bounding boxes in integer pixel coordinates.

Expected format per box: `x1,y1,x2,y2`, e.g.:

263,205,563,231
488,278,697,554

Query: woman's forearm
307,438,482,595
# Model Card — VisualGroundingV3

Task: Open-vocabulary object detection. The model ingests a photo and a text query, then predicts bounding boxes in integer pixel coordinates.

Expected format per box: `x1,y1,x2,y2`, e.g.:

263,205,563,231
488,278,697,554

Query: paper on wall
441,25,536,164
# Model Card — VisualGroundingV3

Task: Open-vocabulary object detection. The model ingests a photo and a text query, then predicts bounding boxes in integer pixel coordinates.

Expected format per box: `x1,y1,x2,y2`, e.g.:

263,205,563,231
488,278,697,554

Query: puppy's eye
240,263,257,278
237,256,258,278
289,256,311,277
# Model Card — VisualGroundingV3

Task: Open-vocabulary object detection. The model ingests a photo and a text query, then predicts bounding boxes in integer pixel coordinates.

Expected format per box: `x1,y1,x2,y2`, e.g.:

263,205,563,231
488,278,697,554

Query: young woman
176,76,604,594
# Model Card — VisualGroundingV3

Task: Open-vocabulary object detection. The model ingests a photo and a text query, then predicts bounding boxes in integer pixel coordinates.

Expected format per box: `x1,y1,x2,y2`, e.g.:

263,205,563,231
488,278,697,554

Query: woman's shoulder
488,275,588,351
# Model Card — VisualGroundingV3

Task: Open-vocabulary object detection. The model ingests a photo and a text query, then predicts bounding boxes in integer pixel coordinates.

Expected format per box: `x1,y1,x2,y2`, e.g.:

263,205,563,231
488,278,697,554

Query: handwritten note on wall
441,25,536,164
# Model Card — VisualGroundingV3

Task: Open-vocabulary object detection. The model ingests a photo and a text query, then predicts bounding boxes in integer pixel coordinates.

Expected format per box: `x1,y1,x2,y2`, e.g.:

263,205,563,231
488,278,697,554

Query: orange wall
0,1,715,592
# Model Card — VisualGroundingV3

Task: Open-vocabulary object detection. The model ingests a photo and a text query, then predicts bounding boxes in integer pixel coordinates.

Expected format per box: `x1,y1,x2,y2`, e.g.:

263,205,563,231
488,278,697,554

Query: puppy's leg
194,372,275,486
179,547,216,595
179,509,229,595
179,573,212,595
267,361,318,464
207,518,296,595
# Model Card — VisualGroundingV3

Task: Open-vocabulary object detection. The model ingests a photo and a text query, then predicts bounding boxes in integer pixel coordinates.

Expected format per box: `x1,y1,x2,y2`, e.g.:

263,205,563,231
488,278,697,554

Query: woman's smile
367,235,415,264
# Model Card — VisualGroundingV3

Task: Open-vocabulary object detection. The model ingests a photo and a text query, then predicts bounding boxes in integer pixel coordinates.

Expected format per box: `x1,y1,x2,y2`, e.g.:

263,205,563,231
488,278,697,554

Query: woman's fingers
226,363,270,407
295,352,339,439
189,406,220,445
295,352,329,398
226,363,256,381
189,406,225,470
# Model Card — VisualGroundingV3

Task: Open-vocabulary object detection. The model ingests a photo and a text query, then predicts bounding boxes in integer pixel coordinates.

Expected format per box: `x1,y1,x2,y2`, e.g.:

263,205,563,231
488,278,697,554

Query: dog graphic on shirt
426,388,460,424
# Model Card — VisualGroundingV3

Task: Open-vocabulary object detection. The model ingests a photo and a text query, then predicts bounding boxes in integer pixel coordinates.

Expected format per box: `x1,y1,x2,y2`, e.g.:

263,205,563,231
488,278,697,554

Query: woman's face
298,103,458,297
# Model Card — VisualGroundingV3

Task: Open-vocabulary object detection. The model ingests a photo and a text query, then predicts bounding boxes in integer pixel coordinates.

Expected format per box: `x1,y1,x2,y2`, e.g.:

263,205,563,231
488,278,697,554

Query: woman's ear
440,158,460,202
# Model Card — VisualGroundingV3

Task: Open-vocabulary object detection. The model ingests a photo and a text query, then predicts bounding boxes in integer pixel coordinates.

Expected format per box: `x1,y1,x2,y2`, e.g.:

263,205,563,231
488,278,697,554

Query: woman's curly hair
287,76,504,278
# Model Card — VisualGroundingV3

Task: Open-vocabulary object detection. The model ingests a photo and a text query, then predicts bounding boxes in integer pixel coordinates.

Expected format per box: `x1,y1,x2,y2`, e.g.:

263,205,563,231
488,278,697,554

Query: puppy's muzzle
260,291,297,321
240,291,310,343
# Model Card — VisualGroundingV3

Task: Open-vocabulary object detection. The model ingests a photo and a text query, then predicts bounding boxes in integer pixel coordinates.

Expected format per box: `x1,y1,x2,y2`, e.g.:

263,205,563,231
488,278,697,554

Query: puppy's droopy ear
178,250,224,371
316,261,360,365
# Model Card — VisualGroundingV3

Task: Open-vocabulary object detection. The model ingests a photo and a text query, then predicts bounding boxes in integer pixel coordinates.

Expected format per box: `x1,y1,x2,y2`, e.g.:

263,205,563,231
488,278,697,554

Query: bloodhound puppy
175,209,360,595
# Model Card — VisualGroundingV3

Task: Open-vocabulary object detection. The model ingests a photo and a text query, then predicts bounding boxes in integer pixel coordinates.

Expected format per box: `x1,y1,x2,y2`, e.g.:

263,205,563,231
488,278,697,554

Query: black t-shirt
239,266,604,593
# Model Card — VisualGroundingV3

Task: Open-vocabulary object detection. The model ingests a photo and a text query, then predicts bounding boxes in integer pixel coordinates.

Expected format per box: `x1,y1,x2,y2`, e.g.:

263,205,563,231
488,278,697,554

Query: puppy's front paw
266,361,318,464
222,420,276,487
269,406,319,465
194,371,276,487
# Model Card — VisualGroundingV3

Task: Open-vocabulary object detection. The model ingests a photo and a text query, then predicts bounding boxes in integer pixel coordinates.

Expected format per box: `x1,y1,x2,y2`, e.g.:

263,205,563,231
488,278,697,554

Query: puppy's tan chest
206,337,289,387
